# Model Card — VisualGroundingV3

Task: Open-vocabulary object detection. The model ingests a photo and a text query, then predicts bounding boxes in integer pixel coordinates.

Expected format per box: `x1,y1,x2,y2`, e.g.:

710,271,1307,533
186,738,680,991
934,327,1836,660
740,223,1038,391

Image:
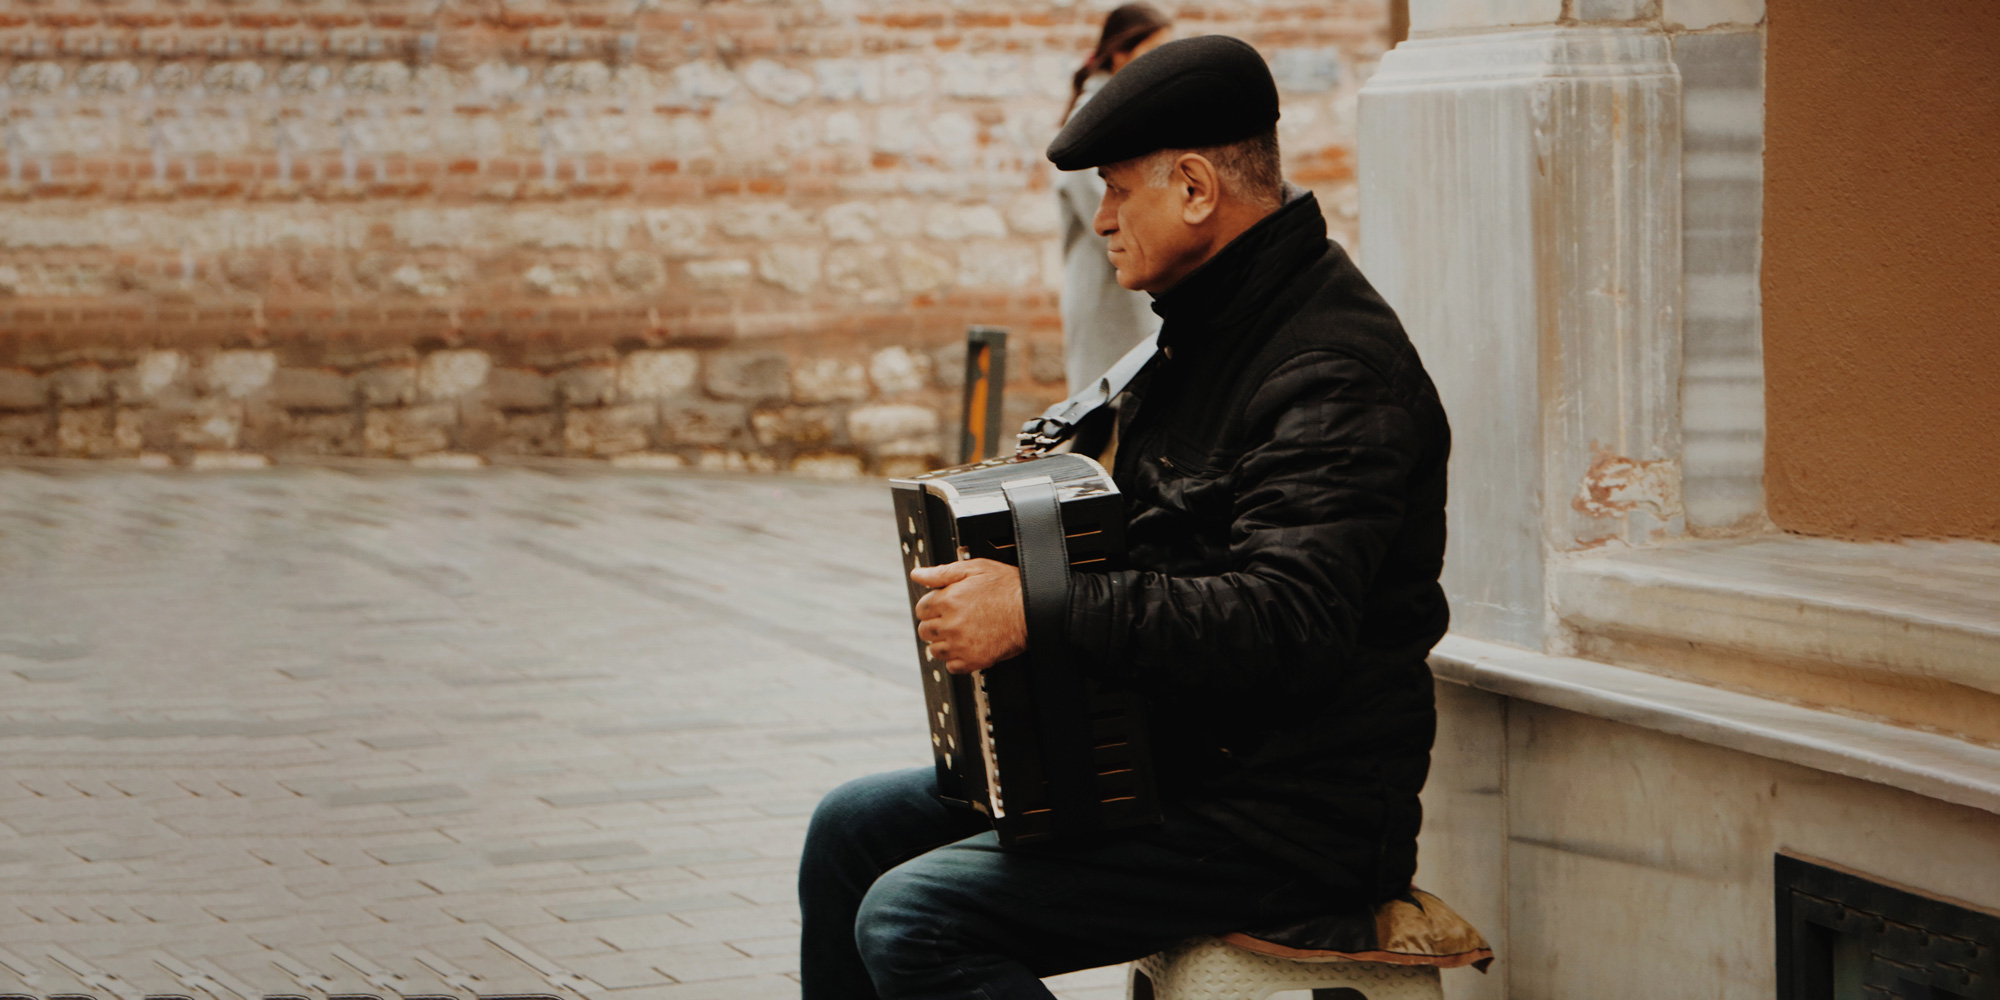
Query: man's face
1094,158,1205,293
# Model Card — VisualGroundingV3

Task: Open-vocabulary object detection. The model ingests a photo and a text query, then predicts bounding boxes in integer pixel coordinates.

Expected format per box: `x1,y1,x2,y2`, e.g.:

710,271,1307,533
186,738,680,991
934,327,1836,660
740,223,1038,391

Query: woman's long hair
1062,3,1173,123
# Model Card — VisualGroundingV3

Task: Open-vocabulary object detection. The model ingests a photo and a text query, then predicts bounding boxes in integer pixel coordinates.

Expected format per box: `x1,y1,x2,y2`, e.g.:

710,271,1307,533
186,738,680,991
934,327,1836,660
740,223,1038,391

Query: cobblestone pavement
0,468,1127,1000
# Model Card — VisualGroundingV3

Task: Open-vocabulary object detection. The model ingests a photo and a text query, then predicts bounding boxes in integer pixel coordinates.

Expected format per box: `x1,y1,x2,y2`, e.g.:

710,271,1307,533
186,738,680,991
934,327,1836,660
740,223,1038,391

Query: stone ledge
1551,536,2000,697
1429,633,2000,818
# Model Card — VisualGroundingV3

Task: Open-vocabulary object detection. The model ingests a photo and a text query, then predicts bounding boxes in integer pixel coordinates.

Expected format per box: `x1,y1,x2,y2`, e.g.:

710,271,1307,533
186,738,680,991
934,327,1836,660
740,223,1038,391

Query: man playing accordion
799,35,1453,1000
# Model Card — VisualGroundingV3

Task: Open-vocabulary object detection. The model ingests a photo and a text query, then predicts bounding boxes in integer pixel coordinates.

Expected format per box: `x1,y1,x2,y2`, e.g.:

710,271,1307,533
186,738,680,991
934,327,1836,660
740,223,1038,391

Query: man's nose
1093,198,1118,239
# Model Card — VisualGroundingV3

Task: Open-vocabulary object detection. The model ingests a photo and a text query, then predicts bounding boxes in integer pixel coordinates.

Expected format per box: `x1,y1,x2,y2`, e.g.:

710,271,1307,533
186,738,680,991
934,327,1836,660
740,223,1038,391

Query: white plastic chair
1127,936,1444,1000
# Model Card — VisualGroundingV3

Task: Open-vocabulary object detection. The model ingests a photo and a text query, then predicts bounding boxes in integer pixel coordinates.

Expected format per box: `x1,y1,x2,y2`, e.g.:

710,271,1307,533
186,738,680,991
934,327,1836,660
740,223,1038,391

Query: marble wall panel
1408,0,1565,33
1359,34,1546,647
1495,700,2000,999
1665,0,1765,31
1416,681,1511,1000
1675,30,1767,532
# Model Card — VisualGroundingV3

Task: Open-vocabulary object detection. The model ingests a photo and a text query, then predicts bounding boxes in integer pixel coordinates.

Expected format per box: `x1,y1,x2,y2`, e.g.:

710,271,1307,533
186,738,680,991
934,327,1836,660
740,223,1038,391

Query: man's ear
1175,154,1221,226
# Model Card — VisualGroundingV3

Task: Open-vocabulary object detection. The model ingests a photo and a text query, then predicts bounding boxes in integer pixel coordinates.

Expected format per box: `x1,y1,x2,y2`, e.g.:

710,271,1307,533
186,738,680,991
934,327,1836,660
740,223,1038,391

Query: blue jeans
798,767,1358,1000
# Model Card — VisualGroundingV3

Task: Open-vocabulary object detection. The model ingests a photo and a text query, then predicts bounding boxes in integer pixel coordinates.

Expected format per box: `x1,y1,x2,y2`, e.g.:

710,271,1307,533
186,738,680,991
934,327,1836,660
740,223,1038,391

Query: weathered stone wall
0,0,1386,472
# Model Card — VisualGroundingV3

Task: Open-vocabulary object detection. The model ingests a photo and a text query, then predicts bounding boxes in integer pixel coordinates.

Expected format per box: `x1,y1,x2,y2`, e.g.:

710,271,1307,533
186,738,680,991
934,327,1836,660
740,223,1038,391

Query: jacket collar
1150,186,1328,351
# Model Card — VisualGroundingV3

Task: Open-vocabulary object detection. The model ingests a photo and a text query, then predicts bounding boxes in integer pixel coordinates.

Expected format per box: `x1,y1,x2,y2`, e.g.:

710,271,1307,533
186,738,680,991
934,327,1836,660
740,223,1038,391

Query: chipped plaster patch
1574,448,1684,520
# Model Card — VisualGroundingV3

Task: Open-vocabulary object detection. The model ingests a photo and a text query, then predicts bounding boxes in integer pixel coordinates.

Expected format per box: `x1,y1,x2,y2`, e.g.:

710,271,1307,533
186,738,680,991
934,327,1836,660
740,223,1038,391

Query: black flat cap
1047,34,1279,171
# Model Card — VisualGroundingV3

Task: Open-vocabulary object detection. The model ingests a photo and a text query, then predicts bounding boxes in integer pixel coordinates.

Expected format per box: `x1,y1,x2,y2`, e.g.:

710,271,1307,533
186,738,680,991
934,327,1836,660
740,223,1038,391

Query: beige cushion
1220,888,1494,971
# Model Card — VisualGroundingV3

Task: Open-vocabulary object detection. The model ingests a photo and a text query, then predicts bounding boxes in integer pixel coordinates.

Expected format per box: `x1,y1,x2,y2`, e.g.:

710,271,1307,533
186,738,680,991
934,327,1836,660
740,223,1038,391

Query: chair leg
1127,966,1155,1000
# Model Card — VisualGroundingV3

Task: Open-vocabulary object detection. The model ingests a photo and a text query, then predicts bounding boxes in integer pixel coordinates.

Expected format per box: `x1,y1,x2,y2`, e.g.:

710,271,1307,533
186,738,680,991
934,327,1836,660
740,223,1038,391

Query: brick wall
0,0,1387,473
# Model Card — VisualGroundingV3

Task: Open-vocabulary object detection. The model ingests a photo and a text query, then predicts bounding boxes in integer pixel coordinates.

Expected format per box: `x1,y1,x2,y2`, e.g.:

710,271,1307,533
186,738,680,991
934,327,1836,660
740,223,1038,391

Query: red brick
32,181,102,199
645,177,703,198
499,11,563,28
787,176,838,196
707,10,774,30
177,181,242,198
567,181,630,198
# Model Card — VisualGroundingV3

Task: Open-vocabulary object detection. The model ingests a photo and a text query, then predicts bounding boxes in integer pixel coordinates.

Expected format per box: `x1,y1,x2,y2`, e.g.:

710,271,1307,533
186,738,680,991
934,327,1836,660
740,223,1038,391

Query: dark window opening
1777,854,1999,1000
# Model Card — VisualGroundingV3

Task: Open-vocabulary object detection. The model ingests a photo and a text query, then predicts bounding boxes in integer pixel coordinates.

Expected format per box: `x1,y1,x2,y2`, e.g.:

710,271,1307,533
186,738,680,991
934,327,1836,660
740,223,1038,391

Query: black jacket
1065,191,1450,898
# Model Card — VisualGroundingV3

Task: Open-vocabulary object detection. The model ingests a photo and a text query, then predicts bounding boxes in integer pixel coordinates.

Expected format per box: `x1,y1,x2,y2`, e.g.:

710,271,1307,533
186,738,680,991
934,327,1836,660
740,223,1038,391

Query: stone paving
0,467,1127,1000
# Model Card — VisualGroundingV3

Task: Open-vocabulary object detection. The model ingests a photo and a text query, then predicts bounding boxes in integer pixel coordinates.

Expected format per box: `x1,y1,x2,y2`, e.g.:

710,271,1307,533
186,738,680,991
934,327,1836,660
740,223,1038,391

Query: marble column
1359,24,1684,649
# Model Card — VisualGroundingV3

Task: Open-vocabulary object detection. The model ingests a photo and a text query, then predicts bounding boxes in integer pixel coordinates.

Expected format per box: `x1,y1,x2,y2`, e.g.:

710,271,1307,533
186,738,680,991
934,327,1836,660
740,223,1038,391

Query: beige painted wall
1762,0,2000,540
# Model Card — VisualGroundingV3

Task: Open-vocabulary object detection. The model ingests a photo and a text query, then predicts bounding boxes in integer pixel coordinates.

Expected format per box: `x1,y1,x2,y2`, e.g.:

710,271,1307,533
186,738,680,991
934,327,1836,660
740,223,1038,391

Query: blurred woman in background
1056,3,1173,454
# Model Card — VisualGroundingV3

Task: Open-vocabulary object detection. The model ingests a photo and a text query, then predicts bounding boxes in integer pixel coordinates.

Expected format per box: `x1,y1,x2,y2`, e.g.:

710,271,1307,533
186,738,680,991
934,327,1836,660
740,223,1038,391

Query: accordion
891,451,1162,845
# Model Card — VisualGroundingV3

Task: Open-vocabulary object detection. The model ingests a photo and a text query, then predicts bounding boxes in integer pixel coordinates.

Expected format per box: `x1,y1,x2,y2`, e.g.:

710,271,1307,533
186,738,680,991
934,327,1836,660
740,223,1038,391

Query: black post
959,326,1008,463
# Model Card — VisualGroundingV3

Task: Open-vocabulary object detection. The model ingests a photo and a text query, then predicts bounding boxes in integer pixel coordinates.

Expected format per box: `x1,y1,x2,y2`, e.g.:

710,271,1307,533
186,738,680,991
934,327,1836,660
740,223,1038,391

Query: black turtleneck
1113,189,1342,482
1149,188,1332,355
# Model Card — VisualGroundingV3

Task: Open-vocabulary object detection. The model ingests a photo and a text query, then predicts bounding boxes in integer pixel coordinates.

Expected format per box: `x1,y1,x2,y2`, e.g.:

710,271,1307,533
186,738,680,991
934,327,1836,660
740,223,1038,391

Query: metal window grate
1777,854,2000,1000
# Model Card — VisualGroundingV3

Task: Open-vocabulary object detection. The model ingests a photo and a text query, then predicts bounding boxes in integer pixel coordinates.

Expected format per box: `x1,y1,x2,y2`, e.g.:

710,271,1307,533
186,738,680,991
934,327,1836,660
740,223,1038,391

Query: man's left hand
910,558,1027,675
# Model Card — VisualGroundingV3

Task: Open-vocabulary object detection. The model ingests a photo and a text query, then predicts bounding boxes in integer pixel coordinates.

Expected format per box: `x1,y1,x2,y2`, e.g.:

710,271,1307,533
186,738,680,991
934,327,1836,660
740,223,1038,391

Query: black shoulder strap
1017,333,1160,454
1000,474,1097,836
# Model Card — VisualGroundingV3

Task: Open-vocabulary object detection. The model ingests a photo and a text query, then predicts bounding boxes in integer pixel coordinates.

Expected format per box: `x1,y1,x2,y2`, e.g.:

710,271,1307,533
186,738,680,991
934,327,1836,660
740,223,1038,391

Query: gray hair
1137,129,1284,211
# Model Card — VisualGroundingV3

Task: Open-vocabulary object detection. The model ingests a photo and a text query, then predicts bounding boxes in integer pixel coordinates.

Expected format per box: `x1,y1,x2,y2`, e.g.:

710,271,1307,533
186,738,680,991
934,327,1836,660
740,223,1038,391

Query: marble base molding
1429,633,2000,818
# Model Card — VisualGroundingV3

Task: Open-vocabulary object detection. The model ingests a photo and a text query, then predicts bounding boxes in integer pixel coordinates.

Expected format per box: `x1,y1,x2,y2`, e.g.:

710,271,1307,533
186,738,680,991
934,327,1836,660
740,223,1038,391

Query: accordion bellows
891,452,1163,846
